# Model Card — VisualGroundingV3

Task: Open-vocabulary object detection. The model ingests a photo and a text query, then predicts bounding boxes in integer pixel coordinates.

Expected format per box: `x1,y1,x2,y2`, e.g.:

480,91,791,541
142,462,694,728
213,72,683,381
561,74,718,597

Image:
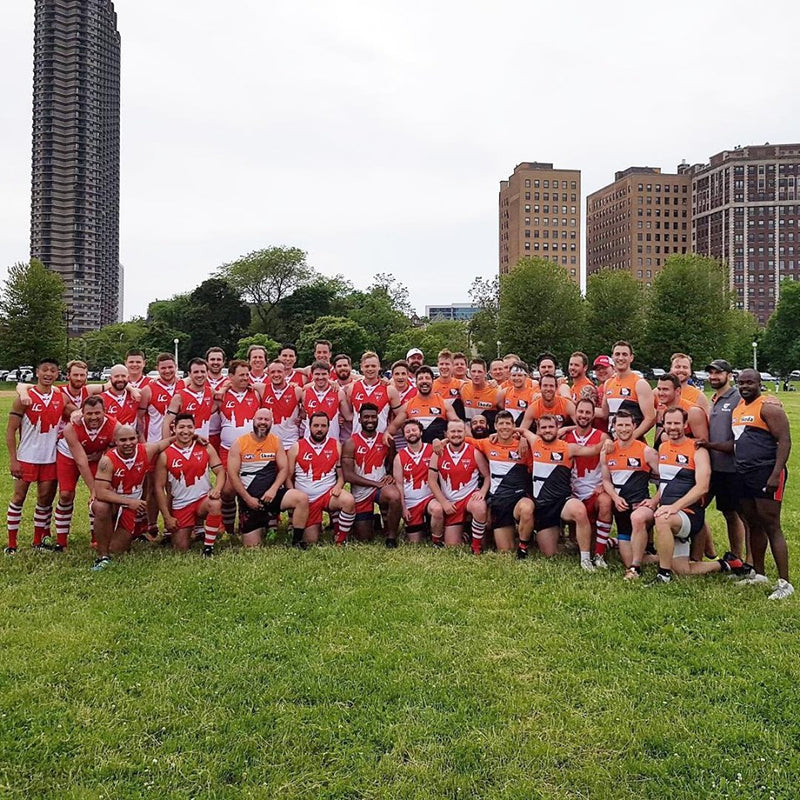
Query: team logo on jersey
244,454,255,460
627,457,641,467
489,450,499,457
677,454,689,465
509,450,521,460
620,388,631,397
518,400,528,408
608,459,617,466
551,452,563,462
430,407,441,415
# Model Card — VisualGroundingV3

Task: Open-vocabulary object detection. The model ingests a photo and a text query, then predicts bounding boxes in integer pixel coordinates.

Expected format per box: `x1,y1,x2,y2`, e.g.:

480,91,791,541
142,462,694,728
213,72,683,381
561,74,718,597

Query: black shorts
488,491,527,529
707,471,742,512
534,496,568,532
238,488,289,533
613,509,633,540
739,466,787,502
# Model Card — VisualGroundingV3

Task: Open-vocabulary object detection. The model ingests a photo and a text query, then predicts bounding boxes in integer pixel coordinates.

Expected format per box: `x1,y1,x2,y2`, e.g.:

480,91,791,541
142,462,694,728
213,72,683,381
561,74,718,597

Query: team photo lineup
4,339,793,599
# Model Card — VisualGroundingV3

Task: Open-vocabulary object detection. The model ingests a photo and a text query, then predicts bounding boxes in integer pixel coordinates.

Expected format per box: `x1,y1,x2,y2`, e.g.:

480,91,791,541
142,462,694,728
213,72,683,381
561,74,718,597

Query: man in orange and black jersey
519,374,575,432
654,373,709,446
669,353,710,414
650,407,744,585
433,349,465,404
599,340,655,440
458,358,503,431
568,352,597,404
386,366,459,443
503,361,537,425
489,359,508,386
452,352,469,382
536,353,571,398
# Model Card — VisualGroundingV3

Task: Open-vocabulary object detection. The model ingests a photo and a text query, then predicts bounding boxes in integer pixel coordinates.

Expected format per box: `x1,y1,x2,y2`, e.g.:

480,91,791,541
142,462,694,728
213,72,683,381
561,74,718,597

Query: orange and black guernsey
236,432,281,499
604,372,643,428
468,437,532,500
404,394,448,443
657,438,704,525
604,439,651,505
731,395,778,471
529,438,573,506
528,395,573,429
504,384,537,425
458,382,500,428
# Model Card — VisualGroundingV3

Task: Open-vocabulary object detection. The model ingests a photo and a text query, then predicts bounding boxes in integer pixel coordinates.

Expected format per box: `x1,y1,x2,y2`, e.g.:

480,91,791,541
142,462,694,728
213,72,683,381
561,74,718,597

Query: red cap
593,355,613,368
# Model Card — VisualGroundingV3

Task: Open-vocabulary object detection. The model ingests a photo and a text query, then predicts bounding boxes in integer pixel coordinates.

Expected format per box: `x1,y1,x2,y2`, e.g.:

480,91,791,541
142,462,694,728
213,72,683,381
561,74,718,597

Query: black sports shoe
385,537,398,549
3,546,17,555
719,551,746,575
52,544,65,553
516,545,529,560
646,572,672,587
202,545,214,558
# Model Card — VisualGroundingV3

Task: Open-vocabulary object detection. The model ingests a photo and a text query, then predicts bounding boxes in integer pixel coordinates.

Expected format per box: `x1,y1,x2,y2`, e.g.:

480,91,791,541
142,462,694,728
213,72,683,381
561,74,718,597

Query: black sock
292,527,305,545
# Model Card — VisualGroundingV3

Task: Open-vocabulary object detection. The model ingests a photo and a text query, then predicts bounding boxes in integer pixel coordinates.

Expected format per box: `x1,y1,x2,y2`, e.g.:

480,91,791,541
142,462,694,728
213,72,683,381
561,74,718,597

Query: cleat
516,545,529,560
385,537,398,549
4,546,17,556
768,579,794,600
737,572,769,586
91,556,111,572
623,566,641,581
431,537,444,549
52,544,65,553
580,558,596,573
593,554,608,569
719,551,745,575
201,545,214,558
646,572,672,587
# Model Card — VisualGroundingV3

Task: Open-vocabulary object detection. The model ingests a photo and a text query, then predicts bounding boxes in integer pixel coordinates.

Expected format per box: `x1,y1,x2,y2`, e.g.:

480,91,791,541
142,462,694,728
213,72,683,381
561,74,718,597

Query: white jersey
207,374,227,436
164,442,211,510
17,388,64,464
145,380,180,443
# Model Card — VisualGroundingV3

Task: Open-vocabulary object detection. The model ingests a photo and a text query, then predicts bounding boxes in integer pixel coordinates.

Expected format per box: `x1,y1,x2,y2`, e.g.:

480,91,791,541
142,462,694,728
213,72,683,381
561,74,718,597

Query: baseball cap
706,359,733,372
406,348,423,358
593,355,613,368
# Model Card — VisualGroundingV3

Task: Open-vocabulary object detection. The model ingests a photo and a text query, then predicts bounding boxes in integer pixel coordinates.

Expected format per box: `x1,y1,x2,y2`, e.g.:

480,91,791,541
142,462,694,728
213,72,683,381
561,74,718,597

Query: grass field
1,392,799,799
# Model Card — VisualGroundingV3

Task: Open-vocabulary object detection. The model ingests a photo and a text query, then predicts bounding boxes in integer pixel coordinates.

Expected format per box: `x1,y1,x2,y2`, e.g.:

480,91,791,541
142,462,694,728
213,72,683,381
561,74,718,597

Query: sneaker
385,537,398,549
201,546,214,558
623,565,641,581
593,554,608,569
736,572,769,586
431,537,444,549
3,546,17,556
292,540,309,550
516,545,529,560
580,558,596,573
52,544,65,553
91,556,111,572
728,561,754,579
646,572,672,587
768,579,795,600
719,551,745,575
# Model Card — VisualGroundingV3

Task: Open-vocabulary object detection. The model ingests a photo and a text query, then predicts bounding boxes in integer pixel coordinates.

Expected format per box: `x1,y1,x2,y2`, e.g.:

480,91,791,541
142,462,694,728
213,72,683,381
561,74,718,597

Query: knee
207,498,221,515
342,493,355,513
59,491,76,505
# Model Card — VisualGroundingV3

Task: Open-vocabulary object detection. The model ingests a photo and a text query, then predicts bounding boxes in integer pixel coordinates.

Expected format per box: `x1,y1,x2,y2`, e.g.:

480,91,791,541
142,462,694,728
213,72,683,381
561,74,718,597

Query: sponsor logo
430,407,441,415
170,459,183,468
741,415,755,423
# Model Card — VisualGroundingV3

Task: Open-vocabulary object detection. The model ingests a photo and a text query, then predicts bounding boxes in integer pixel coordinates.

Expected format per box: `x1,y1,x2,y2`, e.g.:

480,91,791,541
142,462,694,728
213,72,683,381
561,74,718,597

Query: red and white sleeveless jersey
399,443,434,507
219,388,261,450
101,389,138,426
437,442,480,503
206,374,227,435
286,368,306,387
262,382,301,449
128,375,151,391
176,385,214,438
302,384,341,441
350,432,390,504
351,380,391,435
164,442,211,509
107,444,149,499
397,384,417,405
294,436,339,501
563,427,604,501
17,387,65,464
58,384,89,410
248,370,267,385
145,380,182,443
57,415,117,460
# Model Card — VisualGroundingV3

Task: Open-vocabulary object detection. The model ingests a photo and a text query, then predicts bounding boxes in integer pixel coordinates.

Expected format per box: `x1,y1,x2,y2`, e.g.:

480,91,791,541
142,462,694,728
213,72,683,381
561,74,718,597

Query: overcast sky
2,0,799,319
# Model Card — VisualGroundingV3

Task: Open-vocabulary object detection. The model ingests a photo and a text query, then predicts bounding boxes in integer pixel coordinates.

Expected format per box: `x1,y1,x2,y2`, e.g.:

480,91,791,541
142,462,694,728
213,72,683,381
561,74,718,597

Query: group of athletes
3,338,793,599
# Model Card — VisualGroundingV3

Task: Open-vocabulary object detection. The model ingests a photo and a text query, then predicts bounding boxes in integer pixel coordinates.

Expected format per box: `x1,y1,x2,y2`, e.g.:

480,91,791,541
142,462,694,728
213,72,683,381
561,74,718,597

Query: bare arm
762,402,792,489
286,444,298,489
161,393,182,439
207,444,225,498
392,454,408,517
338,388,353,422
474,449,490,499
6,398,24,478
633,379,656,439
94,456,147,511
687,406,709,441
153,452,176,530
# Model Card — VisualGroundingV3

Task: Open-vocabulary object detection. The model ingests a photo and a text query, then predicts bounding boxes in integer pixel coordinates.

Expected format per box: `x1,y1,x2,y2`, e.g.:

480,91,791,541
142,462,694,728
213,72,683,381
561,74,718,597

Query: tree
217,246,315,332
761,281,800,376
468,275,499,362
234,334,281,361
0,259,67,367
384,321,471,363
497,258,586,366
584,269,647,360
185,278,251,359
78,319,149,369
641,255,736,369
368,273,415,318
346,289,411,358
274,275,353,342
297,316,371,364
727,308,760,369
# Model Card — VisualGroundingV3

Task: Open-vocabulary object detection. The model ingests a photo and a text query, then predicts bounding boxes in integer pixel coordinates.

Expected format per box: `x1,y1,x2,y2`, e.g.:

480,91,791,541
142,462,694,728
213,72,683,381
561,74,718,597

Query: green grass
1,394,800,799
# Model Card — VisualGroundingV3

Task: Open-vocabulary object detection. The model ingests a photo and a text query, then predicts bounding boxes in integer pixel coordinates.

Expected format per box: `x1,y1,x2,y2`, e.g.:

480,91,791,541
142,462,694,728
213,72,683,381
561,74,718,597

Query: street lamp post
752,340,758,371
174,338,179,366
496,340,501,359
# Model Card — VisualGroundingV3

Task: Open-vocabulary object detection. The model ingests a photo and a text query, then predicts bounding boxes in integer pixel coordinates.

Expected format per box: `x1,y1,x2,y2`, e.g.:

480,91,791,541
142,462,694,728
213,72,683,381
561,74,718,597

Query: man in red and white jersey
279,343,306,387
342,403,402,546
300,340,336,380
388,359,418,450
392,419,443,543
205,346,228,452
346,351,405,436
302,361,350,442
218,359,265,535
332,353,355,444
90,425,174,570
427,418,489,551
247,344,269,385
563,397,613,569
138,353,183,443
154,413,225,556
101,365,140,427
287,412,356,546
55,395,120,550
124,349,151,392
261,359,303,451
162,357,217,439
5,358,65,553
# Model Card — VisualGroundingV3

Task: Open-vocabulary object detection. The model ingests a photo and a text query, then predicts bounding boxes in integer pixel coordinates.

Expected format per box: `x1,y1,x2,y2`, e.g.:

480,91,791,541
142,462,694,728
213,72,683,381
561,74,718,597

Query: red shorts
355,488,379,517
115,505,137,534
406,496,433,529
209,433,221,454
172,498,205,529
56,452,99,493
444,495,470,527
219,446,230,470
581,493,599,522
307,488,335,527
17,460,57,484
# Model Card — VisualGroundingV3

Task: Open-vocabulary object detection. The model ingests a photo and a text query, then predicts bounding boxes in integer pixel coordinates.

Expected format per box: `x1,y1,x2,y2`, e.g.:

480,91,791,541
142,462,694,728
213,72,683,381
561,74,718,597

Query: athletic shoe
385,538,398,549
32,542,54,552
719,551,746,575
52,544,65,553
736,573,769,586
768,579,794,600
202,546,214,558
728,562,754,580
91,556,111,572
516,545,528,560
646,572,672,587
593,554,608,569
292,540,309,550
3,546,17,556
431,537,444,549
623,566,641,581
580,558,596,573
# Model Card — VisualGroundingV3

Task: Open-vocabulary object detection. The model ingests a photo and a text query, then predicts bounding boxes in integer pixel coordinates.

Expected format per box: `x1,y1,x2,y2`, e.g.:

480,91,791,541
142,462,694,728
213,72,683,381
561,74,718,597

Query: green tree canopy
468,275,499,362
761,281,800,376
0,259,67,367
297,316,371,364
584,269,647,360
77,319,149,369
497,258,586,366
234,335,281,361
346,283,412,358
384,321,471,364
726,308,760,369
274,275,353,342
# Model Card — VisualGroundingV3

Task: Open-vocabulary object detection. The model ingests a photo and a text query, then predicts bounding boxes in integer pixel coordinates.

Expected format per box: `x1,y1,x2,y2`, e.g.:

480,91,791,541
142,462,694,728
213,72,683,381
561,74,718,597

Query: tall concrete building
691,144,800,325
585,167,691,283
30,0,121,335
499,162,581,282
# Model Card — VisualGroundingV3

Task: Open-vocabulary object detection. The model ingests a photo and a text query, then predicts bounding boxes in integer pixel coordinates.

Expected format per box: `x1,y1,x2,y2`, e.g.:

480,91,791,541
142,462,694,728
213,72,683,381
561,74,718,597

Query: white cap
406,348,423,359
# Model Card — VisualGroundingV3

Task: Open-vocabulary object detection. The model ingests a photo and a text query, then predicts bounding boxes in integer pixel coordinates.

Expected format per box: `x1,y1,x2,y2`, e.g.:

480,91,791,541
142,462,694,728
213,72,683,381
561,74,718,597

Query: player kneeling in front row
650,407,744,585
154,413,225,556
427,419,489,552
287,411,355,546
90,425,174,570
226,408,309,548
516,415,603,570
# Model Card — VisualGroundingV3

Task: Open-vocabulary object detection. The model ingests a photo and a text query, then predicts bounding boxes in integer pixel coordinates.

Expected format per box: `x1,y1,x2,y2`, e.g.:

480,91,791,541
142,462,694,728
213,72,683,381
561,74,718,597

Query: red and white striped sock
33,504,52,545
471,519,486,554
594,519,612,557
6,502,23,549
334,511,356,544
55,501,74,548
204,513,222,548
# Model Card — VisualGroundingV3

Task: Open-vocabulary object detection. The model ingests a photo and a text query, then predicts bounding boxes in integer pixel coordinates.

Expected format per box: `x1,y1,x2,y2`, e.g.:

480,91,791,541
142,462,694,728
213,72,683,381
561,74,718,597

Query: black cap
706,359,733,372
